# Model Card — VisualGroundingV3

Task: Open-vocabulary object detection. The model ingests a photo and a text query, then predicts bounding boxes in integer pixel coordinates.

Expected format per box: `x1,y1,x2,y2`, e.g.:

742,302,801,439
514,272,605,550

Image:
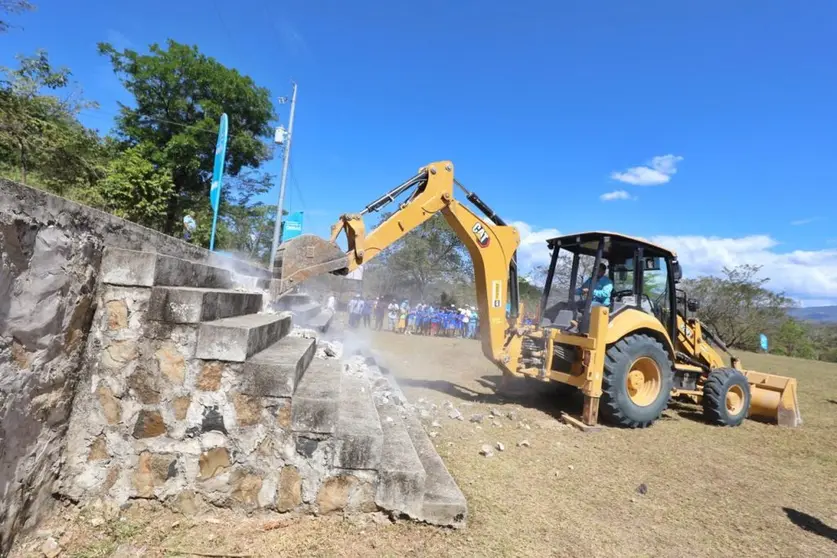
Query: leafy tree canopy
0,0,33,33
98,39,276,234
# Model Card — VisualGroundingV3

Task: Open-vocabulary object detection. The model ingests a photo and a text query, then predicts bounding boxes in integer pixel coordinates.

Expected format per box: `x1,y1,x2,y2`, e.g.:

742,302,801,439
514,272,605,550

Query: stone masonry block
291,360,341,434
334,375,383,470
100,247,157,286
196,313,291,362
374,402,426,518
401,394,468,527
153,253,233,289
239,337,316,398
147,286,263,324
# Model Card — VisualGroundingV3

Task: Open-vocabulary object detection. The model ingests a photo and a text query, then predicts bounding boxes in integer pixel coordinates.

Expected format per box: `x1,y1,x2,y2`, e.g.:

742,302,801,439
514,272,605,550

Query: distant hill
789,306,837,323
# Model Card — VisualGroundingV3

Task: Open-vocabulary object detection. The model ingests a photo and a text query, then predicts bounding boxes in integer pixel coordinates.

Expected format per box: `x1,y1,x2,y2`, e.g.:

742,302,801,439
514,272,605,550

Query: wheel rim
626,357,662,406
726,385,745,416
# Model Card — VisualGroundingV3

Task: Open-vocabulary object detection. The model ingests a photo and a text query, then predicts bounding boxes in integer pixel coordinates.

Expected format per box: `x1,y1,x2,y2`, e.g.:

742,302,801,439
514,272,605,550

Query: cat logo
472,223,490,248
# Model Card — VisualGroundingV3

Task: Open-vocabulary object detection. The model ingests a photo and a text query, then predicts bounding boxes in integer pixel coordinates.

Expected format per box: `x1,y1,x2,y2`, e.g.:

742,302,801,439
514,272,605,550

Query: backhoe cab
522,232,801,428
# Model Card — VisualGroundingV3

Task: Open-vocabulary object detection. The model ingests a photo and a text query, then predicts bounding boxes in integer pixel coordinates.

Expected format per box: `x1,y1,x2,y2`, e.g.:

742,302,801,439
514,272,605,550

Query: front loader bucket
742,370,802,427
272,234,348,297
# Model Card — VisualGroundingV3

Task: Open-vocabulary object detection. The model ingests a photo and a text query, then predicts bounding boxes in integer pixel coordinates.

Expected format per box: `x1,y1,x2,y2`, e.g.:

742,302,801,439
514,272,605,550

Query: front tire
602,334,674,428
702,368,751,426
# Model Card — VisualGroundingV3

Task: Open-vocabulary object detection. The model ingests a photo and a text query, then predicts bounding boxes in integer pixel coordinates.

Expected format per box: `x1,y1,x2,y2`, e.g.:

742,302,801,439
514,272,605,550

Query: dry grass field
12,330,837,558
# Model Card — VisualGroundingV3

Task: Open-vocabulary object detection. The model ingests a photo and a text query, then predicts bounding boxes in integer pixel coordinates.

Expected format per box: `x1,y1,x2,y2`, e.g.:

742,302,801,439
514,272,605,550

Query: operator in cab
578,262,612,307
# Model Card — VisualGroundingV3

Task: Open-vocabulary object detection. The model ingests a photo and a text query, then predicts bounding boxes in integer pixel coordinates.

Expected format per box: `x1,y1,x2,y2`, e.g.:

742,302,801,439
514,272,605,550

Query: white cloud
611,154,684,186
650,234,837,304
510,221,560,275
507,221,837,304
600,190,632,201
790,217,818,226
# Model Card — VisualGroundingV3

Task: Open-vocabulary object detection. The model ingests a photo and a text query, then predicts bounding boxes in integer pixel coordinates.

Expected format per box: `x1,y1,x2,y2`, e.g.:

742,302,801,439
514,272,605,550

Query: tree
0,0,33,33
366,213,471,300
96,143,175,228
681,265,793,350
0,50,102,190
517,276,543,317
98,40,276,236
772,318,814,359
215,171,276,264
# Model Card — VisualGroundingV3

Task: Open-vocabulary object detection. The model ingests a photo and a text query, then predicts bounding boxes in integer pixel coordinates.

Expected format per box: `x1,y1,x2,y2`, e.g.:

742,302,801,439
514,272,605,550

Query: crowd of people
343,295,480,338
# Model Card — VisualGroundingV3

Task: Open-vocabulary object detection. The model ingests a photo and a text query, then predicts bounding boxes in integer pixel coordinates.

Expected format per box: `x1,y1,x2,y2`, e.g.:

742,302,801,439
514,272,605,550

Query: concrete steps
334,375,383,470
100,246,271,291
101,247,233,289
239,336,316,398
374,401,426,518
196,313,292,362
401,405,468,526
98,246,466,524
366,361,468,527
291,359,342,434
148,286,263,324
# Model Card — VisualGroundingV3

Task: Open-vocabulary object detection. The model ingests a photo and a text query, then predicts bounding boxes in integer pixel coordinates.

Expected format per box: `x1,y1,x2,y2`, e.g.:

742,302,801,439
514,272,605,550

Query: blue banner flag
282,211,304,241
759,333,768,352
209,113,229,251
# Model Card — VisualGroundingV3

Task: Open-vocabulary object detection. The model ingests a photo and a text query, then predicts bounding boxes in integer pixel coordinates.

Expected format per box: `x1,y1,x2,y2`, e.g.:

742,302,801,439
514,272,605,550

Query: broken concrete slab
148,287,263,324
334,375,383,470
306,310,334,332
374,401,426,518
196,313,291,362
275,293,313,309
291,301,321,321
291,359,341,434
239,336,316,398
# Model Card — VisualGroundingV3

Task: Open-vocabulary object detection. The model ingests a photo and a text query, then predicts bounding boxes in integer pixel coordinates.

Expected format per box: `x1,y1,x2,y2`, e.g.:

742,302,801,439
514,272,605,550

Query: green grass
12,334,837,558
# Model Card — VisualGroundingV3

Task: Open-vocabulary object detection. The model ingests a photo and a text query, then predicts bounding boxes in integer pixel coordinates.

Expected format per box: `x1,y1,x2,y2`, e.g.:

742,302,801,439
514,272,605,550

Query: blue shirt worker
577,263,613,307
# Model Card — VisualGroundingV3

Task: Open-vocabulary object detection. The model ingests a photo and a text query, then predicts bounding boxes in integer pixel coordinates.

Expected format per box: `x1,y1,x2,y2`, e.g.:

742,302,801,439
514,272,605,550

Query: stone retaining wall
0,180,467,557
0,180,268,555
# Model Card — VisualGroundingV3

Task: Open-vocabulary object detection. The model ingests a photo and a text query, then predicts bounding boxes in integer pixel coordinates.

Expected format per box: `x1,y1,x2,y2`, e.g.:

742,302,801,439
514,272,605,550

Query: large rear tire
702,368,751,426
602,334,674,428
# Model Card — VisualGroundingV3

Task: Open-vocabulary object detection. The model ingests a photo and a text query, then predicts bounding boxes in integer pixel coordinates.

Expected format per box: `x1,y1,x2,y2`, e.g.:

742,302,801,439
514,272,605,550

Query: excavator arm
273,161,524,373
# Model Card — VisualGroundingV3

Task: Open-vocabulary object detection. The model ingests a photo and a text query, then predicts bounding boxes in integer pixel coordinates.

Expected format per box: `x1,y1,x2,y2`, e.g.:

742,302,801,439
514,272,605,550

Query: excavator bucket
742,370,802,427
271,234,348,297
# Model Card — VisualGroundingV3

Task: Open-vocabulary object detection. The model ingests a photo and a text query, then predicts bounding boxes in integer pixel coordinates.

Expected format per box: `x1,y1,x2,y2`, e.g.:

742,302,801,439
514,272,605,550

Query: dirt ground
12,330,837,558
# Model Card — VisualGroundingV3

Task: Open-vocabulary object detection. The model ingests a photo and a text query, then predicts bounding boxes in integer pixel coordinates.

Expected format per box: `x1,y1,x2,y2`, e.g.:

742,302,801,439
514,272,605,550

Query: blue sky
3,1,837,303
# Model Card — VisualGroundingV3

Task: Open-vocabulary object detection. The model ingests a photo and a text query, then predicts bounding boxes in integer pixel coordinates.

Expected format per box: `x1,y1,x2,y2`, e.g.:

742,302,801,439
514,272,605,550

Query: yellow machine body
273,160,802,429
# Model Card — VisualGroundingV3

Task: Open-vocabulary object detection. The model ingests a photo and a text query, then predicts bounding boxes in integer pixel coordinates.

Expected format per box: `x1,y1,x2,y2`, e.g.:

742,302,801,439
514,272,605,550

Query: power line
289,160,307,211
211,0,246,63
80,107,235,139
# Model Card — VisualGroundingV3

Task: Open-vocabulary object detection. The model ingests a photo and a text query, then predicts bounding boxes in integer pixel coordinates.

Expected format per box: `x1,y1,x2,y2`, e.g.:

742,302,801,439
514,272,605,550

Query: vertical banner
209,113,229,251
281,210,304,242
759,333,769,352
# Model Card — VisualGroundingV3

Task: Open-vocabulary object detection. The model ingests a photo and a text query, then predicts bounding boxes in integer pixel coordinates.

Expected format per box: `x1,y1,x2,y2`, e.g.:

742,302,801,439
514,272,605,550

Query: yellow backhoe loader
274,161,802,428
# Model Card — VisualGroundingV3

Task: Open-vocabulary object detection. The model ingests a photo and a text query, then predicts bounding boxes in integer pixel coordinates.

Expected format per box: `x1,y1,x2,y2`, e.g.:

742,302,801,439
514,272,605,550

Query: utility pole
269,81,298,269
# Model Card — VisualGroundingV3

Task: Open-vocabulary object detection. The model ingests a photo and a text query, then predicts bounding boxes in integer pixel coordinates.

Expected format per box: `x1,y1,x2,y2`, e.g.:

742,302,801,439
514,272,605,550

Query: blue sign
759,333,769,352
209,113,229,251
282,211,304,241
